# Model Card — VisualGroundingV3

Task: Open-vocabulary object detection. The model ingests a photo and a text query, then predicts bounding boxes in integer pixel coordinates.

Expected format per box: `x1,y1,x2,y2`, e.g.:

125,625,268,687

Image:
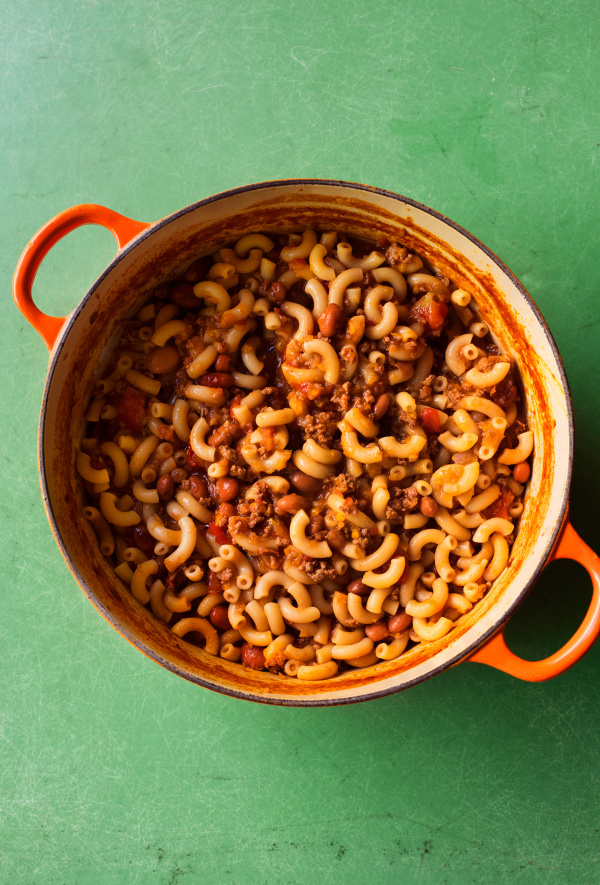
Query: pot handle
468,522,600,681
13,204,150,351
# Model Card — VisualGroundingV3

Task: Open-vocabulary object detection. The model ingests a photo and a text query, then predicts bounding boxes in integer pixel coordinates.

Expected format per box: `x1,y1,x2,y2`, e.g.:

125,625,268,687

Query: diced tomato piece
209,522,229,545
186,445,204,470
486,490,515,520
411,292,448,331
421,407,441,434
118,387,147,434
208,571,223,594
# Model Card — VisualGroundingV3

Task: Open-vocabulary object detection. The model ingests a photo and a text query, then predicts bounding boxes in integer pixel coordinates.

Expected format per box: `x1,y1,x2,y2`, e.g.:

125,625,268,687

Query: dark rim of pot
38,178,574,706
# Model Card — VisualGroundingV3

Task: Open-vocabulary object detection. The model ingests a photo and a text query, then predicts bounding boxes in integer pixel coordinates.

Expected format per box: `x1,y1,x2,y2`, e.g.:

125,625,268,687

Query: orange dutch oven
13,180,600,705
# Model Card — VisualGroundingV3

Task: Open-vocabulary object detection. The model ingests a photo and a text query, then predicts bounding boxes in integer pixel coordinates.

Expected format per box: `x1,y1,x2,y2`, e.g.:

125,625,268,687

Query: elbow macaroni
77,226,533,681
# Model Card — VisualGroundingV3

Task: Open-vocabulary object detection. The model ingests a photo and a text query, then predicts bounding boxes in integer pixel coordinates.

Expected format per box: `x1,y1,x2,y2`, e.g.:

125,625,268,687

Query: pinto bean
214,354,231,372
145,345,180,374
156,474,175,501
290,471,322,496
188,475,208,499
241,644,266,670
419,496,439,517
318,303,343,337
132,525,155,556
217,477,239,502
512,462,530,483
373,393,390,420
347,578,368,595
388,612,411,634
365,622,389,642
275,494,310,515
199,373,235,388
267,281,287,305
210,605,231,631
326,529,346,551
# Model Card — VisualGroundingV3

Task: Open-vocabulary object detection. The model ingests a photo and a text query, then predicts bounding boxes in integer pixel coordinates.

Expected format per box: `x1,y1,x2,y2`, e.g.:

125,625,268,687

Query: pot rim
38,178,574,705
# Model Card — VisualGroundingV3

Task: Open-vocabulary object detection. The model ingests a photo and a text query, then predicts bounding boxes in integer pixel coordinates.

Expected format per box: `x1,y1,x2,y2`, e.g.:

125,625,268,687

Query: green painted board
1,1,599,882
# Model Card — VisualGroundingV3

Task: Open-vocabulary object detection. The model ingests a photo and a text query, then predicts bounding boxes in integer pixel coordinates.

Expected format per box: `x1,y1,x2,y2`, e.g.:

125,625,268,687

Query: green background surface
2,1,599,882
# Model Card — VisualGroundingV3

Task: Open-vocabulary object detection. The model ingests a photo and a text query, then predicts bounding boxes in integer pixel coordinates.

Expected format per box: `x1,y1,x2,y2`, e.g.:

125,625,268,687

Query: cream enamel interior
40,181,572,704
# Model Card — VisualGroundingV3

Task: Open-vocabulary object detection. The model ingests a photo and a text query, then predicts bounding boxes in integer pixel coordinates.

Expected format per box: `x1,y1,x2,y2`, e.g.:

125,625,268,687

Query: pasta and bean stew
78,228,533,681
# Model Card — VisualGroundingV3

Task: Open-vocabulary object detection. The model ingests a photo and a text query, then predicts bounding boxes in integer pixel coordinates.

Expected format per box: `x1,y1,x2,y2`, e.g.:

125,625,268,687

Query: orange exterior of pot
13,203,150,349
13,181,600,704
468,520,600,680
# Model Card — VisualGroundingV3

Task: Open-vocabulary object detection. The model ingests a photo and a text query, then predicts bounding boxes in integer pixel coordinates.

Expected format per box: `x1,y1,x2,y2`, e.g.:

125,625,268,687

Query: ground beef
260,552,282,571
267,521,291,547
417,374,435,403
361,270,376,290
326,473,359,496
173,367,191,397
249,480,278,499
386,486,419,520
228,515,249,537
297,411,339,447
385,243,411,266
339,496,358,515
385,501,405,521
237,491,273,528
445,382,466,409
261,386,288,410
402,338,426,359
299,558,339,582
477,354,508,372
219,444,243,465
243,512,266,530
352,530,371,552
330,381,351,414
389,405,419,431
228,515,288,549
352,387,376,413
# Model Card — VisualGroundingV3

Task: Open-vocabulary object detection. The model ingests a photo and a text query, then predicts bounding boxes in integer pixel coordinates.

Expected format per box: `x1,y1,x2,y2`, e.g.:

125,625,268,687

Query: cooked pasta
77,229,533,681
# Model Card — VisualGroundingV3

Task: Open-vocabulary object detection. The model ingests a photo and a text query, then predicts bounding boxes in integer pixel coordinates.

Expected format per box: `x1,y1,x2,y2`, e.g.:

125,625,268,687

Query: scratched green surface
1,1,600,882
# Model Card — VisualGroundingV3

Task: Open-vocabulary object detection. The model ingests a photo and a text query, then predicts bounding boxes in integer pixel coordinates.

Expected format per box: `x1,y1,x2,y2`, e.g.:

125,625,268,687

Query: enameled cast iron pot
13,180,600,705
